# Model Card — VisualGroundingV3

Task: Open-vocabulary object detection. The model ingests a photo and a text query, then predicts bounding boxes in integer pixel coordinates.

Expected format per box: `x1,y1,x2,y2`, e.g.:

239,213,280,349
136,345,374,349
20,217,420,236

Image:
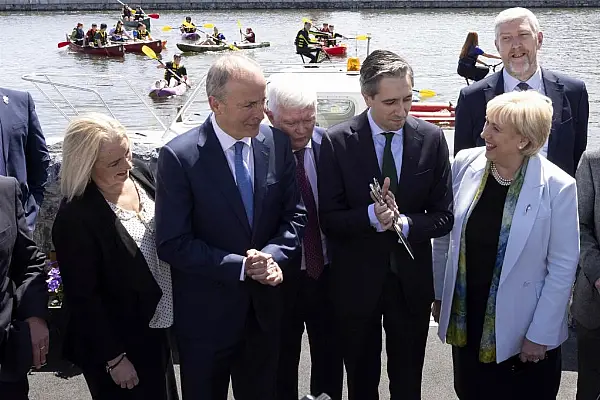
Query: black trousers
277,267,343,400
177,304,280,400
297,48,321,63
576,322,600,400
453,345,561,400
457,63,490,82
336,272,430,400
0,378,29,400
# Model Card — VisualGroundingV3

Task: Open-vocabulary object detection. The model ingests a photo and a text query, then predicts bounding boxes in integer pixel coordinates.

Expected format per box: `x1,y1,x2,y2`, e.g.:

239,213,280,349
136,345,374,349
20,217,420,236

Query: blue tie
234,141,253,227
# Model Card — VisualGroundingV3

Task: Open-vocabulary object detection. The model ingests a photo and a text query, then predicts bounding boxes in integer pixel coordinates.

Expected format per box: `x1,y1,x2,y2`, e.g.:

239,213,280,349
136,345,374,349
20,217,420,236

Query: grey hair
206,54,263,101
494,7,541,39
266,73,317,114
360,50,414,97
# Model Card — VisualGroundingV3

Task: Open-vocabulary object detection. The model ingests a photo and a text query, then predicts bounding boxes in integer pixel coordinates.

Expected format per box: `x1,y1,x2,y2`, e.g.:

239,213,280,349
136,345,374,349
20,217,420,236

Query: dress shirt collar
367,108,403,137
503,66,543,92
211,113,252,152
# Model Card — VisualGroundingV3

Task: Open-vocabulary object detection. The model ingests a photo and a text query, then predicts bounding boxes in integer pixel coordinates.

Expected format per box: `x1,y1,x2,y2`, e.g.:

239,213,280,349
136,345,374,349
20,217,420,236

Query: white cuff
367,204,385,232
240,257,246,281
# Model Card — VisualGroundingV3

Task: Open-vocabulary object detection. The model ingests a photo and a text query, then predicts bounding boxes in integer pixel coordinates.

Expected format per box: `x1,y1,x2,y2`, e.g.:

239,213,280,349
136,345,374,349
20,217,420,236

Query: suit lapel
251,131,270,233
312,138,320,167
484,71,505,104
454,153,487,224
353,111,382,183
0,89,9,169
197,120,252,236
499,156,544,285
541,69,564,151
396,117,422,206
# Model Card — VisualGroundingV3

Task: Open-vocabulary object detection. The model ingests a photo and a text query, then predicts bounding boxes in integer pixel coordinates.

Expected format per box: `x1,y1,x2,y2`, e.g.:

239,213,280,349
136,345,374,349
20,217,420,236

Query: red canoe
123,39,163,54
409,102,456,127
410,102,455,112
66,35,124,57
323,44,347,57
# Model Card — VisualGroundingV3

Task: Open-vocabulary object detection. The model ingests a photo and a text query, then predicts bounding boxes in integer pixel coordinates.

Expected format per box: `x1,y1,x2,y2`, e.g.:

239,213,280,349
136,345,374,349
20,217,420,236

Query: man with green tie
317,49,454,400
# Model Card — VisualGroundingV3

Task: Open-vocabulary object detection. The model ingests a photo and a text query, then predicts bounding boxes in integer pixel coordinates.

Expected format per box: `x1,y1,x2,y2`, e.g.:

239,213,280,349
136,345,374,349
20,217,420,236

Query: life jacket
72,27,84,39
114,25,124,35
95,30,108,46
136,29,150,40
164,62,183,82
184,24,196,33
295,29,310,49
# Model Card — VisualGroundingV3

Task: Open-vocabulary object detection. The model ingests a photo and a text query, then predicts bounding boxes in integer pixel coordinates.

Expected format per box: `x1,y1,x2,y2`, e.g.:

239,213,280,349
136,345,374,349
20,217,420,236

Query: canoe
181,32,201,41
149,80,187,98
176,41,270,53
122,18,150,31
123,39,162,54
410,102,455,112
323,44,347,57
66,34,124,57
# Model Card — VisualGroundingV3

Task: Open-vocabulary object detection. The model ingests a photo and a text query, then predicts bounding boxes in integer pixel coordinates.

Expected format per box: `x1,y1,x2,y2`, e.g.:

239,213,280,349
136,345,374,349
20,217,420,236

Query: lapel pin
525,204,531,214
2,96,8,105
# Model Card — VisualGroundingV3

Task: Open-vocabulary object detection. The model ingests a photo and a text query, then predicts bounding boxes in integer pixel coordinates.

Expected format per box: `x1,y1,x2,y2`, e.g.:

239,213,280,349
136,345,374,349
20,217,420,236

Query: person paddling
457,31,502,82
70,22,85,46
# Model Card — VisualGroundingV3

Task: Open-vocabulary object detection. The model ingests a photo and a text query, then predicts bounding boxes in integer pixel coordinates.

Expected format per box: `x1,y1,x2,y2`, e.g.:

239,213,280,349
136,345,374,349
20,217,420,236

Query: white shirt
503,67,549,157
294,139,329,269
211,113,254,280
365,109,410,236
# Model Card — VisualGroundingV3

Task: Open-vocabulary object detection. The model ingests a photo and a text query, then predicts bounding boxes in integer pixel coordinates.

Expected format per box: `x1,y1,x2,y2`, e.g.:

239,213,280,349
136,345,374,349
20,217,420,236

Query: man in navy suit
453,7,589,177
155,54,306,400
265,75,343,400
0,88,50,231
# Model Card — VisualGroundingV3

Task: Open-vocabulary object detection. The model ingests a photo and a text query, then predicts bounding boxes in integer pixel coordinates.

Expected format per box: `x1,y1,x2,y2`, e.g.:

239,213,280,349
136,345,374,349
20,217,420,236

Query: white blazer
433,147,579,363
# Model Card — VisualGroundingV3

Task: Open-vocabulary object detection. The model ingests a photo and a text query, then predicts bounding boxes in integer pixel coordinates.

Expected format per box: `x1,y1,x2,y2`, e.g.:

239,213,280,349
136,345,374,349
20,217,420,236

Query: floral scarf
446,158,529,363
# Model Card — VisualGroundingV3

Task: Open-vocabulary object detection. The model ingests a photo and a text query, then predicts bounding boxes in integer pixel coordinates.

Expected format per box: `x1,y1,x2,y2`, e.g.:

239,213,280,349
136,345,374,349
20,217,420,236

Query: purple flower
46,266,62,294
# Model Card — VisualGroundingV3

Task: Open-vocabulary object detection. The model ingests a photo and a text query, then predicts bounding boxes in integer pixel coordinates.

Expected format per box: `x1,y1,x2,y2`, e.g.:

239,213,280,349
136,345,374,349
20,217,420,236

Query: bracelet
105,353,127,374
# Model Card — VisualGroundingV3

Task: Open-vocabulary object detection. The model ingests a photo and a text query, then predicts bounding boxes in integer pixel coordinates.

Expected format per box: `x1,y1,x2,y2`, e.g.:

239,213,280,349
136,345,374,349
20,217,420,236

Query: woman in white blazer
432,90,579,400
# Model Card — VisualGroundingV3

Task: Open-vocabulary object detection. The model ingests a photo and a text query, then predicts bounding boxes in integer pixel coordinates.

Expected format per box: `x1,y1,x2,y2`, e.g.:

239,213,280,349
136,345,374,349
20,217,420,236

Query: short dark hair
360,50,414,97
137,22,145,28
100,23,107,29
174,53,182,59
91,23,97,27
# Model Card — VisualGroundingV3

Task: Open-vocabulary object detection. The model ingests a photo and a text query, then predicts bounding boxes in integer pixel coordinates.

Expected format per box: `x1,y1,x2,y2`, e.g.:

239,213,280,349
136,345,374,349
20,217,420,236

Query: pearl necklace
490,163,513,186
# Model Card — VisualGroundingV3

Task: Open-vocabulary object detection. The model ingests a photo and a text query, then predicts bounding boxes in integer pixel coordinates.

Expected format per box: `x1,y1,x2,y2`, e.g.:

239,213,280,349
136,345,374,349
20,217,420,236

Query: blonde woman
433,91,579,399
52,114,178,400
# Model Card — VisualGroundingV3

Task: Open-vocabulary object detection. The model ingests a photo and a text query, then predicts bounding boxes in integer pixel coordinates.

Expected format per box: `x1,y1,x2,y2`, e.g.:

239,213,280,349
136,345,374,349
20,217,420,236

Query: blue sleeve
473,46,484,56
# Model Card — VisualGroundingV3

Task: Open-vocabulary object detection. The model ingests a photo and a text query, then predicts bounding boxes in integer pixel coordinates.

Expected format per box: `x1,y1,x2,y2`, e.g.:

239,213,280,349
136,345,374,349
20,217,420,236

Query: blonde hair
60,113,129,202
486,91,553,156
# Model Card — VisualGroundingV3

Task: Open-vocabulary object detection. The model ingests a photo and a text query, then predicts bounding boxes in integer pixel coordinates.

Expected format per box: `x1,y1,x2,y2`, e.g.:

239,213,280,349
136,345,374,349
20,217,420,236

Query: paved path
27,322,579,399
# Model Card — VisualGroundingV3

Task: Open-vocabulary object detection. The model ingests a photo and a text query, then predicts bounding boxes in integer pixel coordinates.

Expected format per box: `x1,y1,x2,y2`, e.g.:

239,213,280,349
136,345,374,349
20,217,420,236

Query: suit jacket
433,148,579,362
0,176,47,378
453,69,589,177
0,88,50,231
51,162,163,367
318,112,454,319
573,149,600,329
155,118,306,346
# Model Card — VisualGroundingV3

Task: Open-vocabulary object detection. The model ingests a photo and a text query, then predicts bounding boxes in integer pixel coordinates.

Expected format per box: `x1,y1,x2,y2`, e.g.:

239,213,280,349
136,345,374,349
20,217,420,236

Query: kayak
176,41,270,53
66,34,124,57
323,44,347,57
149,80,188,98
122,18,151,31
181,32,201,41
409,103,456,127
410,102,455,112
123,39,163,54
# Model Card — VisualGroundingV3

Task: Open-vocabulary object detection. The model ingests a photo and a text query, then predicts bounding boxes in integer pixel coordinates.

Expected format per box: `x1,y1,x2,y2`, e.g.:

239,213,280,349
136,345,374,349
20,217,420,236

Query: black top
464,176,509,345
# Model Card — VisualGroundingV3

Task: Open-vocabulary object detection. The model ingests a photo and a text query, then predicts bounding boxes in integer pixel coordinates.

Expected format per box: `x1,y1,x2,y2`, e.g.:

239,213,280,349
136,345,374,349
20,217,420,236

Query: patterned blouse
106,180,173,329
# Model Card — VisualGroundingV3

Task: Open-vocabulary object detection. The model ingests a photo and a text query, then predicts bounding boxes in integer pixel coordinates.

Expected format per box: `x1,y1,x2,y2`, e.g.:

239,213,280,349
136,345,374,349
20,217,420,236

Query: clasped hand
371,177,400,232
245,249,283,286
519,338,547,363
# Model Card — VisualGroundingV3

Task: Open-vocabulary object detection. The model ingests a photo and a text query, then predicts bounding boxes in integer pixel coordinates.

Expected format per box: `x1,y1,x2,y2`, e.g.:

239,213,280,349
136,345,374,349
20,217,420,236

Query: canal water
0,8,598,145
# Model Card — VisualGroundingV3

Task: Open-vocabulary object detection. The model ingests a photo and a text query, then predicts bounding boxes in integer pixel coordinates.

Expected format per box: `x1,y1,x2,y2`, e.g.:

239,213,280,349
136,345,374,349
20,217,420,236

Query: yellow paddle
203,23,238,51
162,22,209,31
141,45,191,88
237,20,243,41
414,89,436,98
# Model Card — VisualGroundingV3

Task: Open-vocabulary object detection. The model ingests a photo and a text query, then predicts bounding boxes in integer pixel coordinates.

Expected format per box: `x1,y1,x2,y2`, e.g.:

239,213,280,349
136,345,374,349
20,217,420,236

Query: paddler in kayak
110,20,133,42
326,24,344,46
157,53,189,88
457,31,502,82
70,22,85,46
122,4,133,21
295,21,322,63
241,27,255,43
134,22,153,41
94,23,109,48
180,16,197,33
199,26,226,45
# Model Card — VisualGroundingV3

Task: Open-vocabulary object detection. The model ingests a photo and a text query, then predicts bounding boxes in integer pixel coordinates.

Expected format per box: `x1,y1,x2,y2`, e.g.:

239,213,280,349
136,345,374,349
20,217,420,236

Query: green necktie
382,132,398,194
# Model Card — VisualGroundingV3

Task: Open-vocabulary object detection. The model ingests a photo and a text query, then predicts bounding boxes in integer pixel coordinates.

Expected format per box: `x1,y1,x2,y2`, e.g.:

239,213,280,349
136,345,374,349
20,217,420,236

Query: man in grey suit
0,176,49,399
265,75,343,400
573,150,600,399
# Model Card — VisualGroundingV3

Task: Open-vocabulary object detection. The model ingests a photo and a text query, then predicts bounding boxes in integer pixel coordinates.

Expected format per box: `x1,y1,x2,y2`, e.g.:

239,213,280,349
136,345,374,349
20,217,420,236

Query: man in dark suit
155,54,306,400
453,7,589,177
265,76,343,400
0,88,49,231
0,176,49,399
318,50,454,400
